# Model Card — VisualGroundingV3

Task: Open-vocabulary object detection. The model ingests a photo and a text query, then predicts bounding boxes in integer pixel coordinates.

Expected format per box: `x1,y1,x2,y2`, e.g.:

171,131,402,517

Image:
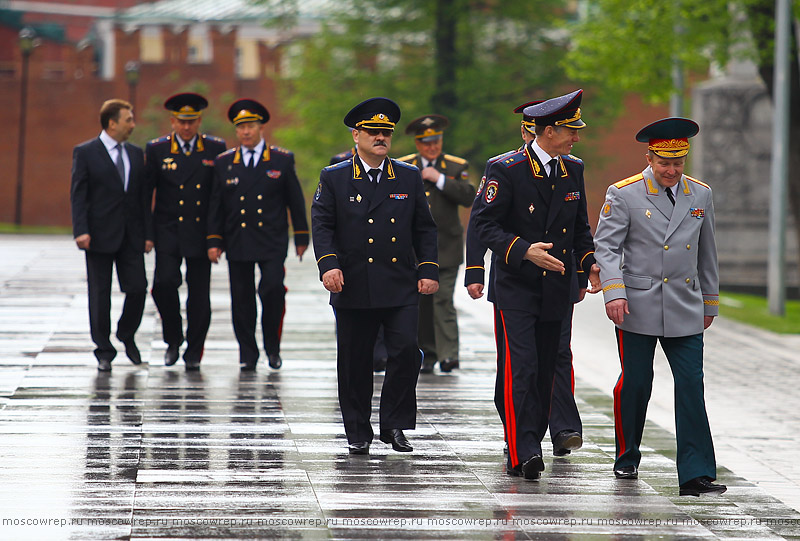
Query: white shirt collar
176,134,197,149
99,130,121,151
531,140,558,170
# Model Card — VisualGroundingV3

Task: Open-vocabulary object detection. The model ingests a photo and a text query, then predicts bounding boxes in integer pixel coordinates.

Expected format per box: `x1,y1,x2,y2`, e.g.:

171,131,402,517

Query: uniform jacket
145,133,227,258
398,152,474,267
594,166,719,337
311,155,439,309
472,141,595,321
329,148,355,166
70,137,151,254
207,144,309,262
465,147,588,301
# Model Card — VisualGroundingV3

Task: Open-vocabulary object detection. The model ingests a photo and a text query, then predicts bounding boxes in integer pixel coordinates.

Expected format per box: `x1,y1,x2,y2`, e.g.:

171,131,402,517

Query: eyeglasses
362,128,394,137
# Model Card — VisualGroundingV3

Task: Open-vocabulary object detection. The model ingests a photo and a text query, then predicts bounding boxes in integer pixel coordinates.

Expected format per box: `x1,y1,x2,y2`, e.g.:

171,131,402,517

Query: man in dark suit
312,97,439,455
145,93,227,371
207,99,309,372
70,99,153,372
329,147,388,373
465,101,585,457
472,90,600,480
398,115,473,374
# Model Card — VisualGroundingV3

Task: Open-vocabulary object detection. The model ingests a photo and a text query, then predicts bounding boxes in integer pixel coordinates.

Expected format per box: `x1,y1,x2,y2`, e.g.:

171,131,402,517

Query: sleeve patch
484,180,499,203
602,200,612,217
314,182,322,201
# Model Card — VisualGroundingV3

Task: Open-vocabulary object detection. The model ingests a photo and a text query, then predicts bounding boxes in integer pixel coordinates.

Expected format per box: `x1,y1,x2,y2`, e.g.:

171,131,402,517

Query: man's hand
296,244,308,261
576,288,587,303
208,247,222,263
421,166,440,183
75,234,91,251
145,240,154,254
418,279,438,295
467,283,484,299
588,263,601,293
322,269,344,293
524,242,565,272
704,315,715,330
605,298,629,326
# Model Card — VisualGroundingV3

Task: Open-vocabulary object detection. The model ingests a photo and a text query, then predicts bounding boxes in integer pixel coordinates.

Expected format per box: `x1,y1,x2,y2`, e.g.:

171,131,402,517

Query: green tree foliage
260,0,575,188
565,0,800,267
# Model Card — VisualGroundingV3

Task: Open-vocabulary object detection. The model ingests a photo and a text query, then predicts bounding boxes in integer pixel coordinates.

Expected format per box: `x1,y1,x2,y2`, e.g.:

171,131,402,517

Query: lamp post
15,27,36,227
125,61,140,111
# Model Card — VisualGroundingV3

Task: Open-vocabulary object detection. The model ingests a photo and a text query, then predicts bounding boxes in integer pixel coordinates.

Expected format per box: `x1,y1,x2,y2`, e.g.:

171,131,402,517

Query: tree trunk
431,0,458,117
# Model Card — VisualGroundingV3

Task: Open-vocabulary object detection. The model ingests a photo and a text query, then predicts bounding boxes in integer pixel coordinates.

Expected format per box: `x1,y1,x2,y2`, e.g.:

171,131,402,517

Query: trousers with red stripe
613,328,717,485
499,309,561,468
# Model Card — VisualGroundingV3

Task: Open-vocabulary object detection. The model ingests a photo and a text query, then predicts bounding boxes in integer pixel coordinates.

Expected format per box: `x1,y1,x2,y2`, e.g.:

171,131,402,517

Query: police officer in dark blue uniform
472,90,600,479
312,97,439,455
146,93,227,371
207,99,309,371
466,101,586,457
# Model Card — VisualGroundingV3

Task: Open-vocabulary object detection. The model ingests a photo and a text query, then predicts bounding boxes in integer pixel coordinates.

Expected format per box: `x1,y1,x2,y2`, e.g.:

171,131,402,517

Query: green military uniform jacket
398,153,473,268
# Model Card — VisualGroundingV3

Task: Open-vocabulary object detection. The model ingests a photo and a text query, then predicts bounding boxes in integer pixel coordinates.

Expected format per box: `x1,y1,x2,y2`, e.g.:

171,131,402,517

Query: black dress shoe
379,429,413,452
240,360,257,372
123,340,142,365
614,465,638,479
679,476,727,497
164,344,180,366
268,353,282,369
184,359,201,372
439,358,459,372
553,430,583,456
420,359,436,374
521,455,545,480
348,441,370,455
97,359,112,372
373,357,387,373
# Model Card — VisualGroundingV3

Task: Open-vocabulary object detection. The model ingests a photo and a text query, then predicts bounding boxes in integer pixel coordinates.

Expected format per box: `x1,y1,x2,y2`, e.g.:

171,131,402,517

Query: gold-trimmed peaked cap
514,100,544,134
405,114,449,141
164,92,208,120
636,117,699,158
228,98,270,126
344,97,401,130
522,89,586,129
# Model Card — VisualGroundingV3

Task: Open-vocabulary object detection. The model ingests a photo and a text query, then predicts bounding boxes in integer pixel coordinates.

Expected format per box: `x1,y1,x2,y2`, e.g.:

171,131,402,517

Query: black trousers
151,252,212,363
84,241,147,362
494,305,582,441
497,309,560,468
335,304,421,444
227,259,286,366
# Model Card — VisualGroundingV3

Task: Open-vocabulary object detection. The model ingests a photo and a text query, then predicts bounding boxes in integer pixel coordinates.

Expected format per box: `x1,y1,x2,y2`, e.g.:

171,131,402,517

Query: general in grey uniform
593,117,726,496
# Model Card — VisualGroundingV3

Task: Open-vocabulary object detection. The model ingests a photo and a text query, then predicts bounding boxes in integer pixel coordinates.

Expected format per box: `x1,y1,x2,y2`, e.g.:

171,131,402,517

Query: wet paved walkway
0,234,799,539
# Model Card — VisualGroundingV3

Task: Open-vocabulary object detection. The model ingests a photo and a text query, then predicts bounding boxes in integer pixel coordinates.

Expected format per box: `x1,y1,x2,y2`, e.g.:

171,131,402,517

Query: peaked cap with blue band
523,89,586,129
228,98,270,125
164,93,208,120
344,97,401,130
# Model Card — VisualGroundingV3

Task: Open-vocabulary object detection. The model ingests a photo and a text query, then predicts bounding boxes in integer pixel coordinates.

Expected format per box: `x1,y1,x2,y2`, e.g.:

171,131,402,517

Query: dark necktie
363,168,379,199
248,149,257,168
665,187,676,206
368,169,381,183
546,158,558,203
114,144,126,190
183,142,191,156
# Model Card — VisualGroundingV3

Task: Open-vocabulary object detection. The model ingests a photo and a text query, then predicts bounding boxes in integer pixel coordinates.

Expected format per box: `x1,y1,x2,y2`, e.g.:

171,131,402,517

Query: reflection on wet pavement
0,236,798,539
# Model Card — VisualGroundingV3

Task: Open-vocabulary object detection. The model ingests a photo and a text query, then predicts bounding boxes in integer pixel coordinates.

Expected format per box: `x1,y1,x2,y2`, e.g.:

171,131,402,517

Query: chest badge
529,204,535,213
645,209,652,219
162,157,177,171
356,194,362,203
690,208,705,219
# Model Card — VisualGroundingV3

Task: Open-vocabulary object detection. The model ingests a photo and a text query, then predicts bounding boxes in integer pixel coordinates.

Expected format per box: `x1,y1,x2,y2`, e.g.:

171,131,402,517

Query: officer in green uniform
399,115,474,373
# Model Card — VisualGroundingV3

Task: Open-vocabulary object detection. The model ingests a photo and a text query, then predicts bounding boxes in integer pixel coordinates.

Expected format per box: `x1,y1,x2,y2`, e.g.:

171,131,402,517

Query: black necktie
549,158,558,181
368,169,381,183
248,149,257,168
665,187,676,206
183,142,191,155
114,144,126,190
